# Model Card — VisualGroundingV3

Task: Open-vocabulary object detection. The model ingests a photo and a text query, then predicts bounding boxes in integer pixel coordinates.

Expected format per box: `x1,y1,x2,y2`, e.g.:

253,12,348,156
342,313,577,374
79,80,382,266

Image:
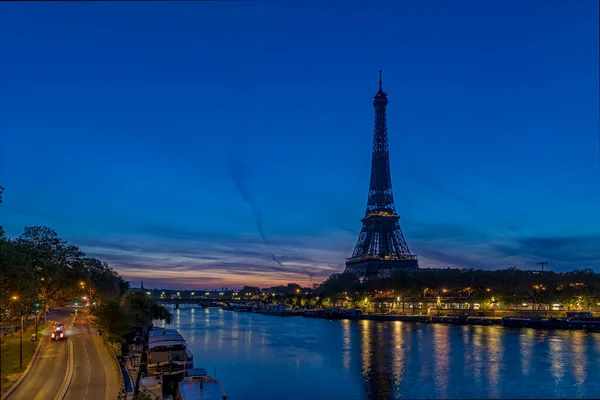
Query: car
51,324,66,340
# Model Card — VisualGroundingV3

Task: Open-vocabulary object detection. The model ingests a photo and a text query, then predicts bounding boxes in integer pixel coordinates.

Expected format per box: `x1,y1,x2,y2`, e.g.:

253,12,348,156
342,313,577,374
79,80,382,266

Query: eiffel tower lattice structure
344,71,419,279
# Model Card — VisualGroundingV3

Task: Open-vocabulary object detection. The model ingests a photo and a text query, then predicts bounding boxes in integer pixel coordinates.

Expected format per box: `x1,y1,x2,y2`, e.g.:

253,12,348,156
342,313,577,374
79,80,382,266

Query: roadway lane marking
53,340,74,400
84,340,91,399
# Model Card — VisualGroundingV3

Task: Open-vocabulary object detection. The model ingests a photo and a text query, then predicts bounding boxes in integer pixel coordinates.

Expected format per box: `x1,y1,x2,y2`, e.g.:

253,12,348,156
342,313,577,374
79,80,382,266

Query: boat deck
178,379,226,400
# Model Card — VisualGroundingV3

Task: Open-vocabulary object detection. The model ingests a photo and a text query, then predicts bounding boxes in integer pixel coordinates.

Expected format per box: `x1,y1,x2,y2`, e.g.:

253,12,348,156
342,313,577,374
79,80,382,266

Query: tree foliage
314,268,600,305
121,291,173,333
0,223,130,323
13,226,86,304
95,300,134,341
240,286,260,297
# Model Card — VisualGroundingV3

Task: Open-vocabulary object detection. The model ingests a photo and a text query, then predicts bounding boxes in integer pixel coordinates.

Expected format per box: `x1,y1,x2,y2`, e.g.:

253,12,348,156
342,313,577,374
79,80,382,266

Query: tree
0,236,37,322
14,226,86,306
319,273,361,297
121,291,173,333
0,185,5,251
95,300,133,341
240,286,260,297
82,258,129,304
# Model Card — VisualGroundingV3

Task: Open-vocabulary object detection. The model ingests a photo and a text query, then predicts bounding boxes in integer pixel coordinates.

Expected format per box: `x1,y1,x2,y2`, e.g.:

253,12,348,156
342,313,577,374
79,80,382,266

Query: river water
157,306,600,399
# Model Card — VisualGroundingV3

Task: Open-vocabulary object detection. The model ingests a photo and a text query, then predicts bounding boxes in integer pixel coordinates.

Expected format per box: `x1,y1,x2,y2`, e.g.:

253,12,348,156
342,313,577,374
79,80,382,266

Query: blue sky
1,0,599,289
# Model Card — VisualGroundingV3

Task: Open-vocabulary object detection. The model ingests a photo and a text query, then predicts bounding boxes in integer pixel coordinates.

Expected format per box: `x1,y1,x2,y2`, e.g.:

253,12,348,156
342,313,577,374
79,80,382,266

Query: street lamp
34,304,39,343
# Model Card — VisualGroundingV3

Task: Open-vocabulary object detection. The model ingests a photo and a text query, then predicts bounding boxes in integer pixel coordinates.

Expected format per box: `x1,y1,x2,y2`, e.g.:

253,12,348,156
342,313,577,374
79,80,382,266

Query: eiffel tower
344,71,419,278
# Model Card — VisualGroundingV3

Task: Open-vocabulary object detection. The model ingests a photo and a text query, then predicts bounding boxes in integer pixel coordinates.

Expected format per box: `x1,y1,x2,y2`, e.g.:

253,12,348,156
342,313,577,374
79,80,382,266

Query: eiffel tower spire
344,72,418,278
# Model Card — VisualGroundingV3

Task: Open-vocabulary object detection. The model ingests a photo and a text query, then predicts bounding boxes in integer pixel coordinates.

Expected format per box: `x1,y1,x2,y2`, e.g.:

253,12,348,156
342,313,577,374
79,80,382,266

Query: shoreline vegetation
148,267,600,316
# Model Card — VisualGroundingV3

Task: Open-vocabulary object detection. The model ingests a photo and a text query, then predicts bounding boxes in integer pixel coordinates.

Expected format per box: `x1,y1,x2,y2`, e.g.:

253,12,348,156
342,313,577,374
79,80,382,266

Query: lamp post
10,296,24,368
20,315,24,369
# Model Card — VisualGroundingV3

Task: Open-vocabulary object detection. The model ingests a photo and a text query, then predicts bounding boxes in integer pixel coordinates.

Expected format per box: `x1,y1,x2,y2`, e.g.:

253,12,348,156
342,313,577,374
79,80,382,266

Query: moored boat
177,368,228,400
258,304,297,316
147,328,194,375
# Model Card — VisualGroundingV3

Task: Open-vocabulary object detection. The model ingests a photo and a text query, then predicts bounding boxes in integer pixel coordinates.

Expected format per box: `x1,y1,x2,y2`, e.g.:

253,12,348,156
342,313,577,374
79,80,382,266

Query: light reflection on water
433,325,449,399
159,307,600,399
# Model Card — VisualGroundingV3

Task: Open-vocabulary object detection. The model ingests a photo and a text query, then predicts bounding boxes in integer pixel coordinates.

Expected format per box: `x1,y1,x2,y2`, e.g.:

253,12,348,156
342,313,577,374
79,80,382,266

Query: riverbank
0,322,47,392
242,307,600,331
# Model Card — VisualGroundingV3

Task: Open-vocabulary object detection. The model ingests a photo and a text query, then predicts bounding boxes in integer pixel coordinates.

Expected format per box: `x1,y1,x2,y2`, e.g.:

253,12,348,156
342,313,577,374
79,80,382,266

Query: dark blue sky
1,1,599,289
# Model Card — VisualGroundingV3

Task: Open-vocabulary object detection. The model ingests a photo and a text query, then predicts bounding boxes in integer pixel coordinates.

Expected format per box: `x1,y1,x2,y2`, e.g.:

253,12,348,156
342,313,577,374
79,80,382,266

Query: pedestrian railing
100,335,127,400
0,324,18,337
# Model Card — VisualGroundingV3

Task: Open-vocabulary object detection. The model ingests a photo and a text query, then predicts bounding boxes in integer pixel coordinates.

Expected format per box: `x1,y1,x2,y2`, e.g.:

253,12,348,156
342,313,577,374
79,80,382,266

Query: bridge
158,298,261,309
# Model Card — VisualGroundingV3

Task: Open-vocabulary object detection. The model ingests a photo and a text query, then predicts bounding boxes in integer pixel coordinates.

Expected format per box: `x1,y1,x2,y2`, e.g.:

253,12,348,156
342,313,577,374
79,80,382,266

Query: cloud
73,218,599,290
77,231,346,289
505,235,600,264
408,221,600,271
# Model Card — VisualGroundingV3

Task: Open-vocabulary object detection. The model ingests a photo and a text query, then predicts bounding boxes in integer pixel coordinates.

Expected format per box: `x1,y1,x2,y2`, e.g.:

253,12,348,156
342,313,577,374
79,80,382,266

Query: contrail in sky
229,156,285,270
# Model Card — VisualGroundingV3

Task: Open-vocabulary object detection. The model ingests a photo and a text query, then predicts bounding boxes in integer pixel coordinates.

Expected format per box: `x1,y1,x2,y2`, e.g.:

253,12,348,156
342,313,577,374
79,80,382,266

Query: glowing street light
11,295,18,301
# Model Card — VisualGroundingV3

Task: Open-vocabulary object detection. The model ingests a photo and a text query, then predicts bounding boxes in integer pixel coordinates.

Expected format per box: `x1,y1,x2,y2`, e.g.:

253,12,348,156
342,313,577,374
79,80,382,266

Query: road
5,309,71,400
5,307,119,400
64,311,118,400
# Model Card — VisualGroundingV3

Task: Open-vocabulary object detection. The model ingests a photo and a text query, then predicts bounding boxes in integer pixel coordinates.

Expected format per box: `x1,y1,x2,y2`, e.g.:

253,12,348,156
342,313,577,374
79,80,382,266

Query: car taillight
52,333,55,338
60,333,64,338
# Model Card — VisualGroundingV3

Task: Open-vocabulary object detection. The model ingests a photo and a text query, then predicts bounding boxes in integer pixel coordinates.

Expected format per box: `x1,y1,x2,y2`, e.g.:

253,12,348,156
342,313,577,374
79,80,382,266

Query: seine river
157,306,600,399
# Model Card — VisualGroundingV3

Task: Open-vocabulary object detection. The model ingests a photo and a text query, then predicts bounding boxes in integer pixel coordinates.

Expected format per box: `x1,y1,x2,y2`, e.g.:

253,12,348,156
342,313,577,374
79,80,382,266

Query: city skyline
1,1,599,289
